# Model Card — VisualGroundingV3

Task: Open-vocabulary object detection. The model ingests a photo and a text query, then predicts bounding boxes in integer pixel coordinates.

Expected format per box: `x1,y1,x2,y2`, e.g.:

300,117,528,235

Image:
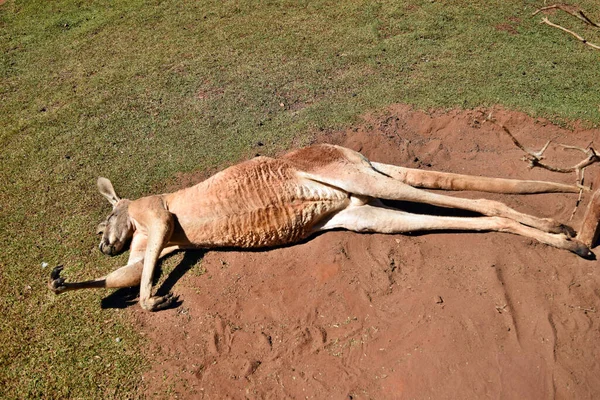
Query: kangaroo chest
165,157,350,248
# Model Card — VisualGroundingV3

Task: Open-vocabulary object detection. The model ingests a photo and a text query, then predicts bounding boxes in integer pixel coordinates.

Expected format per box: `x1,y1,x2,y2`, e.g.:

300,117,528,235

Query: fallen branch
541,17,600,50
486,116,600,210
499,122,597,217
533,4,600,27
576,174,600,247
498,124,552,162
496,122,598,181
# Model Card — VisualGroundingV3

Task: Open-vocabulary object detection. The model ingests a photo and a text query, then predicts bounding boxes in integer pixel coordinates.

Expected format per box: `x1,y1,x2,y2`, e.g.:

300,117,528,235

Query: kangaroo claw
141,292,180,312
48,265,67,294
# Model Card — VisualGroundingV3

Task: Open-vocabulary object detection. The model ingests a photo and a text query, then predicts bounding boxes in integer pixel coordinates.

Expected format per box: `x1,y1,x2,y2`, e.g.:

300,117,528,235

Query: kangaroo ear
97,177,121,207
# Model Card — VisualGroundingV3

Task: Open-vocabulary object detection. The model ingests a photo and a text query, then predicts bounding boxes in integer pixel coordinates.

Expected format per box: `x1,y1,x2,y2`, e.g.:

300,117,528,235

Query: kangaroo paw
48,265,66,294
141,292,180,312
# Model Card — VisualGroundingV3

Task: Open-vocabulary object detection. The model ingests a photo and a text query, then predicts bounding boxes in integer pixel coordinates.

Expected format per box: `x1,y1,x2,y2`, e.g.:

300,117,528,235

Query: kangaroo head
96,177,133,256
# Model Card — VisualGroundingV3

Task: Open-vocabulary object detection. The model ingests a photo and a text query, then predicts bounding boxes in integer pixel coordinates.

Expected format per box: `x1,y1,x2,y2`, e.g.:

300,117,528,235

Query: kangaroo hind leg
318,205,592,258
300,152,574,236
371,162,580,194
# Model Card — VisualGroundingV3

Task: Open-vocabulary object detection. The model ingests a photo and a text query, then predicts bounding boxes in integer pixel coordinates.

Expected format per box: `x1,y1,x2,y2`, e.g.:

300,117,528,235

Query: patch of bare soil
133,105,600,399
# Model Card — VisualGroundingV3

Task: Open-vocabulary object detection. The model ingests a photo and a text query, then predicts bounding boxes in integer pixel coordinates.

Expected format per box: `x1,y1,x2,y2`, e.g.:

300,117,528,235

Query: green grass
1,0,599,397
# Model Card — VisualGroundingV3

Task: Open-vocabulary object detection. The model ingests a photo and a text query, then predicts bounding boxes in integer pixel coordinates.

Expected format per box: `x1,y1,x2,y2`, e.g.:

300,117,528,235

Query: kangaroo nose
99,240,111,255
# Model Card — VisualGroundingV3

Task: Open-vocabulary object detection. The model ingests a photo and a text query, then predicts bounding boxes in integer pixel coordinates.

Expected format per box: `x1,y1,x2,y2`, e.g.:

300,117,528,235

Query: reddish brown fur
49,144,594,311
164,156,350,248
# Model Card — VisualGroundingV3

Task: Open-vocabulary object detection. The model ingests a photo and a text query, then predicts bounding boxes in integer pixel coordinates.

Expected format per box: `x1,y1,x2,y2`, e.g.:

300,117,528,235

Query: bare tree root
533,4,600,51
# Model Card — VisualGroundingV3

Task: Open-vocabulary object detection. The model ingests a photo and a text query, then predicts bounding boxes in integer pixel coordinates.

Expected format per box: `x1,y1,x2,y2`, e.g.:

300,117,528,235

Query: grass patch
1,0,599,397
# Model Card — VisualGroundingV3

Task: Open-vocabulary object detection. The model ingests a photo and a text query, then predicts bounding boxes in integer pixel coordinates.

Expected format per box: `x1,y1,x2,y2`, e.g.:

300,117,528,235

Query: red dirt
133,105,600,399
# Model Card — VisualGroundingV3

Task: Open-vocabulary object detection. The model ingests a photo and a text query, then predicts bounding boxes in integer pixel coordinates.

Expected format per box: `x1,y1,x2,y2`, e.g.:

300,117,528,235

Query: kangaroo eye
96,221,107,235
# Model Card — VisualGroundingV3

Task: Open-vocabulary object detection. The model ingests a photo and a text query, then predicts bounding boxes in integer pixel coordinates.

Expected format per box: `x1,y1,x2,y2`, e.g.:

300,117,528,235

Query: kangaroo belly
167,157,350,248
209,191,347,247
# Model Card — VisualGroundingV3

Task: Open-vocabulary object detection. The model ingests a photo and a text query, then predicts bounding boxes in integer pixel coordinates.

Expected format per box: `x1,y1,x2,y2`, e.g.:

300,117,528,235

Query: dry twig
533,3,600,50
495,120,600,217
567,304,597,313
493,121,599,186
486,115,599,219
541,17,600,50
533,4,600,27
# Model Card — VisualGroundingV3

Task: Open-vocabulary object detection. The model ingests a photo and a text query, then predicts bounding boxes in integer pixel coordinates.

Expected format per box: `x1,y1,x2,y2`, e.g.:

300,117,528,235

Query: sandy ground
128,105,600,399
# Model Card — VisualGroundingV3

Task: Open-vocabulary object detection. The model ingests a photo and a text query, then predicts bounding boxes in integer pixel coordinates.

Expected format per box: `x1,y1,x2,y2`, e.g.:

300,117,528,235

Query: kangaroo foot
141,292,179,312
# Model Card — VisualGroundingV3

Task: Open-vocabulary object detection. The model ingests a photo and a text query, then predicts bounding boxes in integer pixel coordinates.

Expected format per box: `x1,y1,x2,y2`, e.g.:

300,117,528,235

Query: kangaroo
48,144,595,311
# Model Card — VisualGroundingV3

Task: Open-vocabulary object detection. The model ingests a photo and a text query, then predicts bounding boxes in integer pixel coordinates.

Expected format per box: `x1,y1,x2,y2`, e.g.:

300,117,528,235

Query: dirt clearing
133,105,600,399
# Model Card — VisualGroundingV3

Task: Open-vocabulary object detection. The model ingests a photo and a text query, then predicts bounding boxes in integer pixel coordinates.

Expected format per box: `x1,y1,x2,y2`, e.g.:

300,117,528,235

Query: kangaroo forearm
105,261,143,288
